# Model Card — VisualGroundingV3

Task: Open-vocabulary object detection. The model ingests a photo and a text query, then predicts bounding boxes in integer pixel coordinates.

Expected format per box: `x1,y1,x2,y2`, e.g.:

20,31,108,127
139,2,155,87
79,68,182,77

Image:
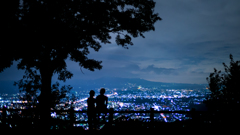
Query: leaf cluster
1,0,161,75
205,54,240,113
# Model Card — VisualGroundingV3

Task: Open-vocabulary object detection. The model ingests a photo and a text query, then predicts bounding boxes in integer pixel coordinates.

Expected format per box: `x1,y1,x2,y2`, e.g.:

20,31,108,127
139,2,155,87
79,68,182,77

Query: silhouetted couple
87,88,108,130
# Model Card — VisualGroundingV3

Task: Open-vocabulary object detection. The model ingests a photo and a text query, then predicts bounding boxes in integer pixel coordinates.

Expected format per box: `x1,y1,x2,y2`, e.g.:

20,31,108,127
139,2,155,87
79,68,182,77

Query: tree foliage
1,0,161,128
1,0,161,73
204,54,240,123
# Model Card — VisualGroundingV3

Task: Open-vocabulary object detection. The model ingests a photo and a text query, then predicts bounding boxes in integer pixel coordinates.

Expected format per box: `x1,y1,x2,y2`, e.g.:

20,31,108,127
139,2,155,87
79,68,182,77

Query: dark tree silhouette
14,68,73,110
204,54,240,125
1,0,161,129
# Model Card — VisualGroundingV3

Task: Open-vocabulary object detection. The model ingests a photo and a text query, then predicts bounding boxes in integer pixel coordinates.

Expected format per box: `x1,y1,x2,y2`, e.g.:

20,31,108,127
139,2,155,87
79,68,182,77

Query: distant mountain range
0,77,208,94
69,77,207,91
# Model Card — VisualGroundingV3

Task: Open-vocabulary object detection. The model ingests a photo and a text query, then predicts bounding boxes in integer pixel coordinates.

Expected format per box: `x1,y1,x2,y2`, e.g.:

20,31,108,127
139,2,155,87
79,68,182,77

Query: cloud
141,64,178,75
1,0,240,86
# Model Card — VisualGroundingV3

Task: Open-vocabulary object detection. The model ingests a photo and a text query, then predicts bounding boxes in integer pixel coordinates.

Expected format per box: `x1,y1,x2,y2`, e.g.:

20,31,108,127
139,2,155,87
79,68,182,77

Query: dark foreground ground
0,121,238,135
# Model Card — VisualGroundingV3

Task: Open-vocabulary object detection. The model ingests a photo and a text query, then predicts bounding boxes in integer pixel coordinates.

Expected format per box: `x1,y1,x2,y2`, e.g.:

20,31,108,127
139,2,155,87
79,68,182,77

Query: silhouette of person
96,88,108,122
87,90,96,130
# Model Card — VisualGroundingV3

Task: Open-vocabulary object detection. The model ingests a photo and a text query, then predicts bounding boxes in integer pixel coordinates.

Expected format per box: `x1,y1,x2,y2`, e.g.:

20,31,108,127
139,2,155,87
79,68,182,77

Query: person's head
100,88,105,95
89,90,95,97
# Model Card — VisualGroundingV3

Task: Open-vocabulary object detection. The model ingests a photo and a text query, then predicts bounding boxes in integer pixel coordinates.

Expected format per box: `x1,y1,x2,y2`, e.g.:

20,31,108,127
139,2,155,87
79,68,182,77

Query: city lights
0,85,209,130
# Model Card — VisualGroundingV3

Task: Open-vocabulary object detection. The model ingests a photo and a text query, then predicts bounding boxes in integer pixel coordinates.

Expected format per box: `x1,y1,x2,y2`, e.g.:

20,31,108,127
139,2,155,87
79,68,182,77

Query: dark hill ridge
0,77,207,94
70,77,207,91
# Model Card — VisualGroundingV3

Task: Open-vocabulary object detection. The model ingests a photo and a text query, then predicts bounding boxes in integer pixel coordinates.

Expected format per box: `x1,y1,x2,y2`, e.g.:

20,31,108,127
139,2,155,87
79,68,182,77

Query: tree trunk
39,67,53,130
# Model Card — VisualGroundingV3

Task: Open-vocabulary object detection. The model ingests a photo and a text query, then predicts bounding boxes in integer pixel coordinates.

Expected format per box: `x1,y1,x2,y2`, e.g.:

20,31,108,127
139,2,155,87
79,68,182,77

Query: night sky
1,0,240,93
